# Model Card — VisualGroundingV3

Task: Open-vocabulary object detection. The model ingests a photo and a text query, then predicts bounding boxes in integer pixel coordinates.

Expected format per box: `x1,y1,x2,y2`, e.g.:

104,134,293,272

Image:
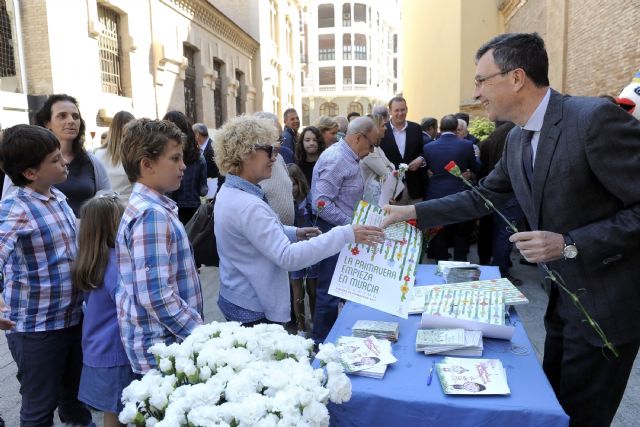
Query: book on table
416,329,483,356
352,320,400,342
436,357,510,395
336,335,397,379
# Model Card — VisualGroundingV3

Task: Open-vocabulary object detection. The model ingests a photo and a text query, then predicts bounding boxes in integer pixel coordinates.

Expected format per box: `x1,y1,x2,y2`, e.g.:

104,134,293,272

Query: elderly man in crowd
311,116,379,344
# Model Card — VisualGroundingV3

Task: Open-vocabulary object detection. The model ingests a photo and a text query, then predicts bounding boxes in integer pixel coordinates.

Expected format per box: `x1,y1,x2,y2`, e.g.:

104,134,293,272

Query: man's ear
512,68,527,91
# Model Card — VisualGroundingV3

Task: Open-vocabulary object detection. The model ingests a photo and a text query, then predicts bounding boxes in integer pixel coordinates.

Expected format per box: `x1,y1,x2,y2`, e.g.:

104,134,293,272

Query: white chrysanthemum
315,343,340,364
302,400,330,427
326,372,352,404
234,393,270,425
118,401,139,423
158,357,173,374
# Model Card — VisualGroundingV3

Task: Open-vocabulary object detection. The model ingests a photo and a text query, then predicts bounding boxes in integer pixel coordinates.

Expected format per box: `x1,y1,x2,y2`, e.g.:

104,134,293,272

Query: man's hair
0,124,61,186
454,112,470,125
347,112,361,121
192,122,208,137
120,119,184,183
388,96,407,109
283,108,297,121
475,32,549,87
440,115,459,132
420,117,437,131
346,116,376,136
35,93,87,157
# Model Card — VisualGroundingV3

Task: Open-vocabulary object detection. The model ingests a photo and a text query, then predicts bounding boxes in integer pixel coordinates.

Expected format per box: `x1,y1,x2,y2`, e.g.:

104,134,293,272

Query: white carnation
302,400,330,427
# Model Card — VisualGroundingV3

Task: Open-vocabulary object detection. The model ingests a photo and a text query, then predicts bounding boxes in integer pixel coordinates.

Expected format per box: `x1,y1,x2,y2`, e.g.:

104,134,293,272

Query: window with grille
0,0,16,78
98,5,123,95
183,45,197,123
348,101,363,115
213,59,224,128
319,67,335,85
318,34,335,61
354,34,366,60
319,102,338,117
318,4,334,28
343,34,351,60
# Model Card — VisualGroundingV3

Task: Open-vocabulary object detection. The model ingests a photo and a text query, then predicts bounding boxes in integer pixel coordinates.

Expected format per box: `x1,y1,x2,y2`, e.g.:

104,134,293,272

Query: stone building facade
0,0,262,144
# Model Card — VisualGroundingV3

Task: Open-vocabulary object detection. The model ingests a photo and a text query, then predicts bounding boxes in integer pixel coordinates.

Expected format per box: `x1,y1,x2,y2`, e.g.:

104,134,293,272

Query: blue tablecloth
324,264,569,427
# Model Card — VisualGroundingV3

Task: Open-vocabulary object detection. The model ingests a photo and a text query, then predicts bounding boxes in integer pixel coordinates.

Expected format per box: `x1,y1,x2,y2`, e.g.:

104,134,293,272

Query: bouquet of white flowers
119,322,351,427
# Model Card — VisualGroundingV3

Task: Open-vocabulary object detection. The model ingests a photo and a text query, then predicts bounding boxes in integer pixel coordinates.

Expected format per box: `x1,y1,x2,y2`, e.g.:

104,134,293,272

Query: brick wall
565,0,640,96
21,0,53,94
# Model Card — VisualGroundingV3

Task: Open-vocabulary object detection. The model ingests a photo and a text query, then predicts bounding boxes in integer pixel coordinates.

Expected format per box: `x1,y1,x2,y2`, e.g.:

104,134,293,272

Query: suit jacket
202,138,220,179
415,89,640,346
282,127,297,152
381,121,425,199
423,133,479,200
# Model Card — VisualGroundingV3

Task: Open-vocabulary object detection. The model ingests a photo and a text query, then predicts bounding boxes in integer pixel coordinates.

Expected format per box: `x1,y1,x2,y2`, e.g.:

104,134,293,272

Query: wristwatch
562,234,578,259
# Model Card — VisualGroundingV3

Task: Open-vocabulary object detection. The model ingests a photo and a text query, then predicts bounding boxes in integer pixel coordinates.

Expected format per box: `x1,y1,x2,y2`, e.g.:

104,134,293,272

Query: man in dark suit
420,117,438,146
380,96,425,203
282,108,300,153
423,115,479,260
193,123,220,179
382,33,640,427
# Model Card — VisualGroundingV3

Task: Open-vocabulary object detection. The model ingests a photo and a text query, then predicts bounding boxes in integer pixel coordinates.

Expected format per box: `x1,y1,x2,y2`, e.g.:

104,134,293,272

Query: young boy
0,125,93,426
116,119,203,374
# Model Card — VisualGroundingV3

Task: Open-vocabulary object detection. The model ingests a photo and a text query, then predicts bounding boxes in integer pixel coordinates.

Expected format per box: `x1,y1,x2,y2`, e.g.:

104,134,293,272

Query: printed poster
328,201,422,318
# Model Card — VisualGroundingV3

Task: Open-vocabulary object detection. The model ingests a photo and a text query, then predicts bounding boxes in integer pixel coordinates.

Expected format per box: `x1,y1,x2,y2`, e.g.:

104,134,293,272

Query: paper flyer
328,201,422,318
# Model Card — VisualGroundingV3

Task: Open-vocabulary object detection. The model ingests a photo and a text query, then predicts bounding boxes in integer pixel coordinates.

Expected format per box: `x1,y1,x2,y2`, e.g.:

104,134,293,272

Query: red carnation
351,247,360,256
317,200,326,209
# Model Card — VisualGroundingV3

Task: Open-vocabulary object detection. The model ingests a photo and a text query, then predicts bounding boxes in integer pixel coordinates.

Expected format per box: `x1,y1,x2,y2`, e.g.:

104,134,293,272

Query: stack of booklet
443,265,481,283
352,320,400,342
337,335,397,379
436,357,510,395
416,328,483,356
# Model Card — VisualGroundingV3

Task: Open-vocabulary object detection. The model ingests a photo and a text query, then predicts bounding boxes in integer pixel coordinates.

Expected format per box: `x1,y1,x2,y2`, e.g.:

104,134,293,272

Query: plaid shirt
311,139,364,226
0,187,82,333
116,183,203,373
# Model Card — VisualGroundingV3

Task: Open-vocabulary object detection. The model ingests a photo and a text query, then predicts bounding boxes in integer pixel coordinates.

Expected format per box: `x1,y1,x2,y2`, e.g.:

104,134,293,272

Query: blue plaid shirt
0,187,82,333
311,139,364,226
116,183,203,373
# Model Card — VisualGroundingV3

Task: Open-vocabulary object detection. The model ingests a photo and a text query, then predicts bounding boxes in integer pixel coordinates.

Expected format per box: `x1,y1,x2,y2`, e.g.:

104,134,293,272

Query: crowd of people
0,31,639,427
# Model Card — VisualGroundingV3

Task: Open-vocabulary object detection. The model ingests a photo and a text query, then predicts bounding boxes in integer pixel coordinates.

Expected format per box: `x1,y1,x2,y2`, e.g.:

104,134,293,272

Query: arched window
319,102,339,117
318,4,334,28
348,102,363,115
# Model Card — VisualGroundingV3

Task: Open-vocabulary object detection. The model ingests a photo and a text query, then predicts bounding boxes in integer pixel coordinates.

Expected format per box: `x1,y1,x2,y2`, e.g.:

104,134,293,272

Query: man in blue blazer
382,33,640,427
423,115,480,260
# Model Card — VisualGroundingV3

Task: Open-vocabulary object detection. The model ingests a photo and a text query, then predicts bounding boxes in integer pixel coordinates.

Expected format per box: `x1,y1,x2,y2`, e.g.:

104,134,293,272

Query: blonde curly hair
213,115,279,175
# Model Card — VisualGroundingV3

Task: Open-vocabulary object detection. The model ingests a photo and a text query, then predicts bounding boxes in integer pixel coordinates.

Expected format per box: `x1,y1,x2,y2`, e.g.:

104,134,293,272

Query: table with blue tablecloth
323,264,569,427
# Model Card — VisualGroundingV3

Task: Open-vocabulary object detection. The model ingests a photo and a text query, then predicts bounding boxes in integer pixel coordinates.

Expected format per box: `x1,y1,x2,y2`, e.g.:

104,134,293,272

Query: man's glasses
474,69,513,88
254,144,279,159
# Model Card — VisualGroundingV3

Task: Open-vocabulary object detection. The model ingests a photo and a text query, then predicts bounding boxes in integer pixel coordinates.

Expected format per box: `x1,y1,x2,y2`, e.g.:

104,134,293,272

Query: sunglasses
254,144,279,159
96,191,121,201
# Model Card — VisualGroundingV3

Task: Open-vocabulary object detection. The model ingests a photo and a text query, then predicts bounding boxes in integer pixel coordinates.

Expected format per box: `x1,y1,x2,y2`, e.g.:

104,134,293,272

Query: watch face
563,245,578,259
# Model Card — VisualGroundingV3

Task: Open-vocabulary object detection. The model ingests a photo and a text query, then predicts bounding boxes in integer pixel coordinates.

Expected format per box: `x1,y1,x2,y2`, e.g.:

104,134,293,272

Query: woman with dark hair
295,126,324,187
94,110,135,201
162,111,207,224
30,94,111,216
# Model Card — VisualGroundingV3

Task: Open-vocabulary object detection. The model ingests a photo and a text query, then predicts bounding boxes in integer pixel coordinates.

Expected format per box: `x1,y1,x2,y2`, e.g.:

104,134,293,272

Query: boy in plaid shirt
116,119,203,374
0,125,93,426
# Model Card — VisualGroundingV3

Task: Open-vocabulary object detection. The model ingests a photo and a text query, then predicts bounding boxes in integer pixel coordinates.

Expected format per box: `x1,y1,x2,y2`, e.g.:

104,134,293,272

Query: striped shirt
311,139,364,226
0,187,82,333
115,183,203,373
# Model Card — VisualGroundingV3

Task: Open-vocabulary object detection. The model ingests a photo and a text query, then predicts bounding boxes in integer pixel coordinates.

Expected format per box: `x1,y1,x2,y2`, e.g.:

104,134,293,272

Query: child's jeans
6,324,93,427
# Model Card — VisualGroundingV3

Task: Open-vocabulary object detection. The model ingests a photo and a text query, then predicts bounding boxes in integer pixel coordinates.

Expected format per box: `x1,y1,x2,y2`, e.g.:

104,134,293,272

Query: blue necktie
521,129,535,188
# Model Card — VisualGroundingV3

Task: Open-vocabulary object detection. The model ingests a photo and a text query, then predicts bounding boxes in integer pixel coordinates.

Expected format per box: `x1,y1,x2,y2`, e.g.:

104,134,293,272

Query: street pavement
1,248,639,426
